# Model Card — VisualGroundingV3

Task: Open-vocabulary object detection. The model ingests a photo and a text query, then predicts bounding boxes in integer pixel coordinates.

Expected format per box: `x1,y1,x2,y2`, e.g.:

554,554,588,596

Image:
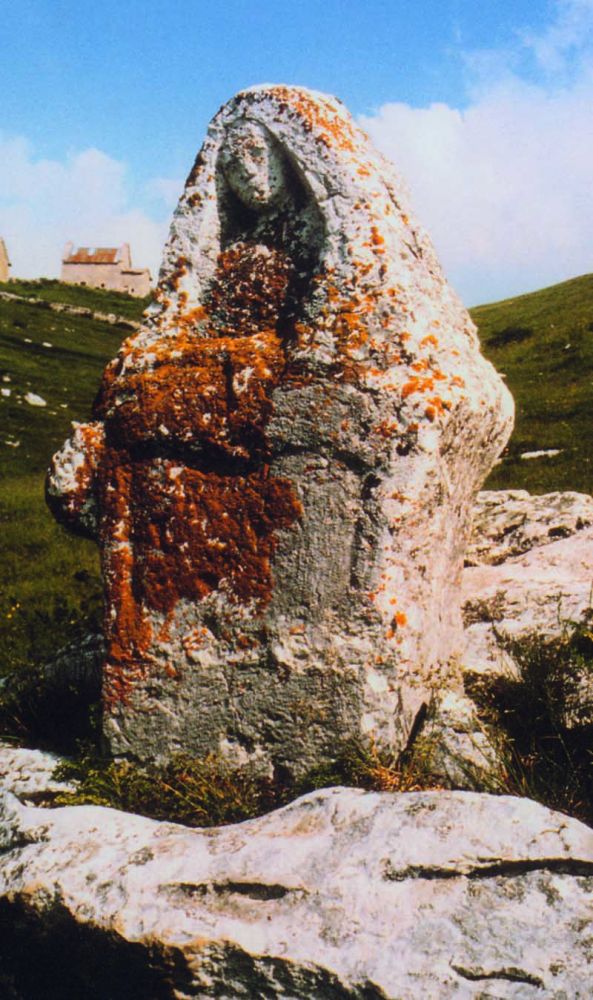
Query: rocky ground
1,487,593,997
0,777,592,998
464,489,593,678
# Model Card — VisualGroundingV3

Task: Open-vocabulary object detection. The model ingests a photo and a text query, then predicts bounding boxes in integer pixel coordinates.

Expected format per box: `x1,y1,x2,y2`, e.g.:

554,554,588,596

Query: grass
471,271,593,494
0,277,151,320
45,736,439,827
0,285,145,679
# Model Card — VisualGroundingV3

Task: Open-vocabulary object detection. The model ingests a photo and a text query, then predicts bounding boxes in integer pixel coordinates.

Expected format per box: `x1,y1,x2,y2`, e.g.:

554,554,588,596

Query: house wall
120,270,151,297
0,240,10,282
61,261,121,289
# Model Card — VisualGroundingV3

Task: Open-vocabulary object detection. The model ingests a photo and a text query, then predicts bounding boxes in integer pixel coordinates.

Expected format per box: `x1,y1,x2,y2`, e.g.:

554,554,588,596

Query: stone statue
47,85,514,774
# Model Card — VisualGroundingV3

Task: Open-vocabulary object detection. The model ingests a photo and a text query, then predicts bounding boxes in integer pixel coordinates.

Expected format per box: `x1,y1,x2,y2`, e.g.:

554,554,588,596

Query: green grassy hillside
0,283,147,678
0,277,151,320
471,272,593,494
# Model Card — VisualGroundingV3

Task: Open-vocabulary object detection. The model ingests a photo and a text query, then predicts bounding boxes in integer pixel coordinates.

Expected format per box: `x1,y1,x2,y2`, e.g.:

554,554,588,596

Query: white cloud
360,1,593,305
0,138,171,282
145,176,184,211
522,0,593,74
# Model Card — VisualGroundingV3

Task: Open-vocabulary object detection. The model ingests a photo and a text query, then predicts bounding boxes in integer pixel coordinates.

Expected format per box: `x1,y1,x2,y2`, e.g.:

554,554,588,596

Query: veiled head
218,121,289,211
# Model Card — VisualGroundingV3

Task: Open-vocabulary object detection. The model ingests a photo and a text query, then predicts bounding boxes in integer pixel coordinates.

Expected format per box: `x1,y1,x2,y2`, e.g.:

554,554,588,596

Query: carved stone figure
47,85,514,773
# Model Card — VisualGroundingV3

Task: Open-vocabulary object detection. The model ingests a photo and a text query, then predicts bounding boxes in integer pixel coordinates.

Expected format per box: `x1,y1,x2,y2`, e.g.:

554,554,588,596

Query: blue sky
1,0,592,304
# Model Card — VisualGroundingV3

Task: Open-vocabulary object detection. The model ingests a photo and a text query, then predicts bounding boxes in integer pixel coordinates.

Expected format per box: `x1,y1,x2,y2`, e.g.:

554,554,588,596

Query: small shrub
0,653,101,755
53,751,277,827
296,734,440,797
465,617,593,826
0,584,102,754
47,736,443,828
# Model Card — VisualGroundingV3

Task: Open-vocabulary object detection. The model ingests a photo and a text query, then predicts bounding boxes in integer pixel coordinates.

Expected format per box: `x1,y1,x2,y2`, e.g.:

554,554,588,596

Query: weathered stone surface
0,744,76,802
467,489,593,566
463,490,593,677
0,786,592,998
47,85,513,772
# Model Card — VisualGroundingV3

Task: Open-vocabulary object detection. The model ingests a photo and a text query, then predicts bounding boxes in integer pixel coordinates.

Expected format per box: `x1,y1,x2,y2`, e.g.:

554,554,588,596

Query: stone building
60,243,151,297
0,238,11,282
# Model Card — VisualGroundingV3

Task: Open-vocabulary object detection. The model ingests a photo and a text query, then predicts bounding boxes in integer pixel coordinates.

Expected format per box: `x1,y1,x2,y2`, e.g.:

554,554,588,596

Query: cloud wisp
0,137,174,282
360,0,593,305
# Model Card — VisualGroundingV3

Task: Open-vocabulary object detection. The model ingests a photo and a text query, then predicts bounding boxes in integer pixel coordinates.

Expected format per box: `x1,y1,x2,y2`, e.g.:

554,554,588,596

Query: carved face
219,122,288,211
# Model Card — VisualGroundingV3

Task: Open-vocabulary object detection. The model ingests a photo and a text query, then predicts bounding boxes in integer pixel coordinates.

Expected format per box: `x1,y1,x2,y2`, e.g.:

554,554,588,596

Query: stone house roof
64,247,119,265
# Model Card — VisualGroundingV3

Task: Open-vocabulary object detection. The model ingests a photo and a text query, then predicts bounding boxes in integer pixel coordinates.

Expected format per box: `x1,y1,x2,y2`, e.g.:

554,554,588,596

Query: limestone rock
467,489,593,566
47,85,513,773
0,744,76,803
0,786,592,998
464,491,593,678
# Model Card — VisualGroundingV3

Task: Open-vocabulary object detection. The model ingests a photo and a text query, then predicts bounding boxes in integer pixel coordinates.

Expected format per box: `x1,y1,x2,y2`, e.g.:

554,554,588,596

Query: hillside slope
471,272,593,494
0,283,147,679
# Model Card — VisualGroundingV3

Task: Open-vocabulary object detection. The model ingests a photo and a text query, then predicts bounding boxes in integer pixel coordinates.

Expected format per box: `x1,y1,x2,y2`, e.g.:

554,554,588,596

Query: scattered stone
520,449,562,460
24,391,46,407
47,85,513,775
0,289,141,331
0,786,591,998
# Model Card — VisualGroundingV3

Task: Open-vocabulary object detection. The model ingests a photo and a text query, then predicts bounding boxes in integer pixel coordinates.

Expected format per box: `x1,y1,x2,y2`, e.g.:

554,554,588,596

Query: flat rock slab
467,489,593,566
0,786,592,998
464,490,593,676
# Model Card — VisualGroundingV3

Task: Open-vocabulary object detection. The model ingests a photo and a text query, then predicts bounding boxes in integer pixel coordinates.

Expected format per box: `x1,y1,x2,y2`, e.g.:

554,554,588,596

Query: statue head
218,121,289,212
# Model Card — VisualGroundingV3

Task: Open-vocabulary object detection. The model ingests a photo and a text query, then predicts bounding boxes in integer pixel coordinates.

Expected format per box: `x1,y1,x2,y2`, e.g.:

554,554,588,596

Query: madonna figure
48,86,513,774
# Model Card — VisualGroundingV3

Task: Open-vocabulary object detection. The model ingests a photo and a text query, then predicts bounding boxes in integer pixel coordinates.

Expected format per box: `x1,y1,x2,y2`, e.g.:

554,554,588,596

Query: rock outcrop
47,85,513,774
467,489,593,567
463,490,593,677
0,745,75,803
0,784,591,998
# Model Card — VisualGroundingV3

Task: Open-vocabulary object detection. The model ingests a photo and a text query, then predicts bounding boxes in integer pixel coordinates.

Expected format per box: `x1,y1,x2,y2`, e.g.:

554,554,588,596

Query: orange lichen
92,242,305,703
401,376,434,398
420,334,439,349
374,419,399,439
268,86,357,152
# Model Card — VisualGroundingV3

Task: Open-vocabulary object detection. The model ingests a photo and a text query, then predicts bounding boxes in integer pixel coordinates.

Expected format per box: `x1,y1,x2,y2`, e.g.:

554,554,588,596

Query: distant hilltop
61,242,151,298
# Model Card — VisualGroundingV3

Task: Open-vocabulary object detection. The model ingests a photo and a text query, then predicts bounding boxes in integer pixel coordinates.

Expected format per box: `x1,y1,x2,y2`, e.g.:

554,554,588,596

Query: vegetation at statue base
464,615,593,828
2,615,592,828
1,276,593,826
46,736,440,827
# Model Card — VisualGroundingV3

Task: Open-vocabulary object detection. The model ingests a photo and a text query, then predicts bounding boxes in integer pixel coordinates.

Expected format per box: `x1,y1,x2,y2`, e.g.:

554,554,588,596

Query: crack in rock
451,962,545,989
160,879,301,901
383,857,593,881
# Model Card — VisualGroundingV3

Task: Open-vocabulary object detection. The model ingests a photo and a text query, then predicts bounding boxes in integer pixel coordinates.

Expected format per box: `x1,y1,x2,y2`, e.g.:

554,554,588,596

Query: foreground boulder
47,85,513,774
0,785,591,998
